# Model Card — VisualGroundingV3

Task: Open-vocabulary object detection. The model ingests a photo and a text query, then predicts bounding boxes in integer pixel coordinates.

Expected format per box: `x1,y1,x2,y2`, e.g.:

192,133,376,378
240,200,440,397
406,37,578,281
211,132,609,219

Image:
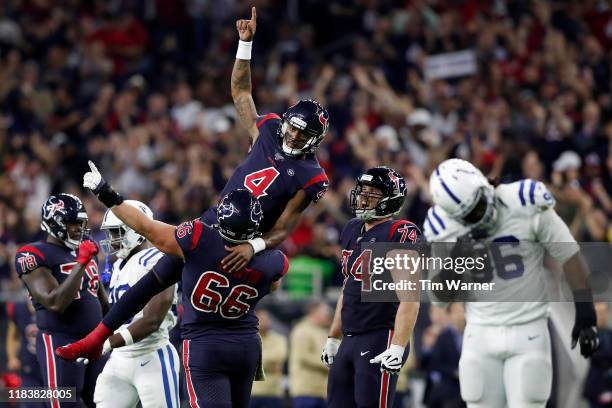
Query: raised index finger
88,160,98,173
251,6,256,23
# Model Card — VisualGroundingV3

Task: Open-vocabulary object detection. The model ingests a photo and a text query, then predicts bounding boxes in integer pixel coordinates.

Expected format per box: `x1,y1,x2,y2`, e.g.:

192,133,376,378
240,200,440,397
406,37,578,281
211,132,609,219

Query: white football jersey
108,247,178,357
424,179,579,326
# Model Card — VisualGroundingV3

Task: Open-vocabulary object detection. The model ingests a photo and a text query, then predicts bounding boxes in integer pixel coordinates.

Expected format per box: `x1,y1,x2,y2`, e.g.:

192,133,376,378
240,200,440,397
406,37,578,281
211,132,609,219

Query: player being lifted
56,166,288,408
321,167,421,408
14,194,107,407
220,6,330,272
93,201,179,408
424,158,599,408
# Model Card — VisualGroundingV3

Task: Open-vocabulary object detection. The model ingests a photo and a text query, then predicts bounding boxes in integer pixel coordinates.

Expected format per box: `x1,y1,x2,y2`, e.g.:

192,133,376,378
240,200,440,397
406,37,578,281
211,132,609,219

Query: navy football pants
36,331,107,408
327,328,409,408
182,334,261,408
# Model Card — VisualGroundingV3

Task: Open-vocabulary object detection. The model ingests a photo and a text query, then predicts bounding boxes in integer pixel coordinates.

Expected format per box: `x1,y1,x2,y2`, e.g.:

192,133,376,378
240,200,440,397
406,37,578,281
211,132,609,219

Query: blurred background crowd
1,0,612,407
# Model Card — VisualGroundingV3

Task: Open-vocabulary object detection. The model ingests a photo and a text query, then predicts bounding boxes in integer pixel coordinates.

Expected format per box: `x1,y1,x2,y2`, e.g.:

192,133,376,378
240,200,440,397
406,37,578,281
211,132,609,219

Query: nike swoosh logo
140,360,151,367
528,335,540,341
360,351,370,356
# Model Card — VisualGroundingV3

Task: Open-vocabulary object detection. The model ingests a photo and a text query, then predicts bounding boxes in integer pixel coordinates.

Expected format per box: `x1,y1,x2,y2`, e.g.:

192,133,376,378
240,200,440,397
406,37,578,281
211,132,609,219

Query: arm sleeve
256,113,281,130
175,219,205,256
388,220,422,244
102,255,183,331
14,245,46,276
302,171,329,203
533,209,580,265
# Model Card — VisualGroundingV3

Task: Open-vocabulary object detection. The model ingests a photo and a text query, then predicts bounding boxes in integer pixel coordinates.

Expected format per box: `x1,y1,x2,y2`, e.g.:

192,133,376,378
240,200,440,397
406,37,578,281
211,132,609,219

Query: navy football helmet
350,167,407,221
41,193,90,249
216,189,263,243
279,99,330,156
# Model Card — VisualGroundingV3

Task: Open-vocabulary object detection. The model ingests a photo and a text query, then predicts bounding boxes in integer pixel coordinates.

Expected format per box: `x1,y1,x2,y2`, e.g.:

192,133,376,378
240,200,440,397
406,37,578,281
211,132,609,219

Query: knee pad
518,356,552,403
459,357,484,403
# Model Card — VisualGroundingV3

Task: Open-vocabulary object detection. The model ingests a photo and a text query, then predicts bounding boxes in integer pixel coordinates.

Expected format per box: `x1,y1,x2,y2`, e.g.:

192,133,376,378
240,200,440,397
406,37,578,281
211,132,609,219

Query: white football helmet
100,200,153,259
429,159,498,235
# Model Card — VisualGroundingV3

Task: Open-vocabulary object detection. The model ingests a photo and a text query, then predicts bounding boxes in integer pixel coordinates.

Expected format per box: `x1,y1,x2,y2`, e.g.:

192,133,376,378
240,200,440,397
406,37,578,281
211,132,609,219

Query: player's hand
222,244,254,273
321,337,341,367
83,160,124,207
572,326,599,358
572,298,600,358
370,344,405,375
76,240,99,265
236,6,256,41
83,160,106,194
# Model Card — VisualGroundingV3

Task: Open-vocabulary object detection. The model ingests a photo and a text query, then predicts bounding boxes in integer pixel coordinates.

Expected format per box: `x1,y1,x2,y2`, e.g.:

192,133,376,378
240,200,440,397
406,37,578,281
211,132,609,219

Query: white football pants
94,343,180,408
459,318,552,408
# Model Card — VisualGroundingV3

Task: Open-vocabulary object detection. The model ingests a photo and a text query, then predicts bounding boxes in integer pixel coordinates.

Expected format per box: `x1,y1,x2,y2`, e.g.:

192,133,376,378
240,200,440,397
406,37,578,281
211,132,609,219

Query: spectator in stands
250,309,288,408
584,302,612,408
290,302,332,408
422,304,466,408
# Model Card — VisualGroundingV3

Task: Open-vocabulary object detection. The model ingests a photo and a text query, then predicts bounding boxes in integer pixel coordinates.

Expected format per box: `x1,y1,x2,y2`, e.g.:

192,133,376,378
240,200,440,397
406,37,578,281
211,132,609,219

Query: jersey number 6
191,271,259,319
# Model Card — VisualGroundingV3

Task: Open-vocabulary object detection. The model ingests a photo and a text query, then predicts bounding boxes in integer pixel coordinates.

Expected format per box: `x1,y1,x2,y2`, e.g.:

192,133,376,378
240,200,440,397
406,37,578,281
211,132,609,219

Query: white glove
83,160,104,192
370,344,405,375
321,337,341,367
75,339,112,365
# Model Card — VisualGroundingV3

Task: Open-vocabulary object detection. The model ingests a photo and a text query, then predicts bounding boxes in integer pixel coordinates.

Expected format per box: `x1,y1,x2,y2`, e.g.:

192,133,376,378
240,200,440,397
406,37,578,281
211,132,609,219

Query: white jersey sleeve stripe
138,248,157,265
142,249,161,267
518,179,526,206
431,207,446,230
426,213,439,236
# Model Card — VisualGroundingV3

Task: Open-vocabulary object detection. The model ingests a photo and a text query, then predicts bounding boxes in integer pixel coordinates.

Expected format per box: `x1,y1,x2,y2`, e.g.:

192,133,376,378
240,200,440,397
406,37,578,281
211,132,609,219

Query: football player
56,181,288,408
220,6,330,272
14,193,107,407
424,158,599,408
93,200,179,408
321,167,421,408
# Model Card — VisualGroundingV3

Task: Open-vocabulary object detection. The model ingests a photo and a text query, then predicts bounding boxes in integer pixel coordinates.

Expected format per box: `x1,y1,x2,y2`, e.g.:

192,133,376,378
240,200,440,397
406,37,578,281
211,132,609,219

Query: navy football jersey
6,302,39,375
219,113,328,233
14,241,102,337
175,219,289,338
340,218,421,335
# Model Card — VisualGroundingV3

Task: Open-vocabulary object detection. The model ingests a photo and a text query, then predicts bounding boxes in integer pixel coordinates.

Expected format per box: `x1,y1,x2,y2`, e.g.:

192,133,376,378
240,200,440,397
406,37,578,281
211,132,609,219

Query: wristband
248,237,266,254
97,183,124,208
118,329,134,346
573,288,594,302
236,40,252,60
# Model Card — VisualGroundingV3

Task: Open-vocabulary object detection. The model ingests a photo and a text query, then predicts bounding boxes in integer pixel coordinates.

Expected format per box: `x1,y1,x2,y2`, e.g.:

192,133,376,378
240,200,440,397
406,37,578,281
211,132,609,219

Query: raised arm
83,161,182,257
232,6,259,144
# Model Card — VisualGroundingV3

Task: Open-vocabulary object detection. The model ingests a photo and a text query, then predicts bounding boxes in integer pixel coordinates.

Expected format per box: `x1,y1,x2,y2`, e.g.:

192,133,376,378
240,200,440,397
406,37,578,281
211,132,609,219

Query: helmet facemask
280,120,321,157
42,215,89,250
459,186,498,237
100,225,145,259
350,184,389,221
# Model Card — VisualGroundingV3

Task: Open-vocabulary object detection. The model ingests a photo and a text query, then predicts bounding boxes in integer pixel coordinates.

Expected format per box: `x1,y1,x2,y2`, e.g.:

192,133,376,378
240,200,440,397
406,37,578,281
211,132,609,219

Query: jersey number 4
244,167,280,198
342,249,373,291
191,271,259,319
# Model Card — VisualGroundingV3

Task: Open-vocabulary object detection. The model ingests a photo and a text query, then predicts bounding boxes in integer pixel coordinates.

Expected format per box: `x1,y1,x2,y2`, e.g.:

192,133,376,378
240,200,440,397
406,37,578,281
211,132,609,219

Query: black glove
572,289,600,358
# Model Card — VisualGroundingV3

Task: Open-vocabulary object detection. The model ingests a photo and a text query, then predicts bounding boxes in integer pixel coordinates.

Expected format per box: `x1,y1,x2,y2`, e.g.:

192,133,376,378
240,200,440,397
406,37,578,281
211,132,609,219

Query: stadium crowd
1,0,612,406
